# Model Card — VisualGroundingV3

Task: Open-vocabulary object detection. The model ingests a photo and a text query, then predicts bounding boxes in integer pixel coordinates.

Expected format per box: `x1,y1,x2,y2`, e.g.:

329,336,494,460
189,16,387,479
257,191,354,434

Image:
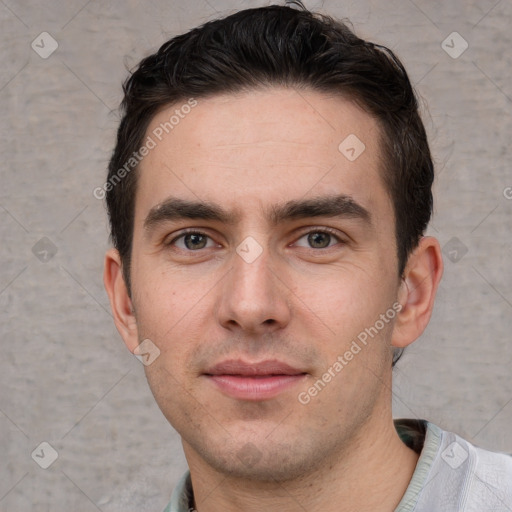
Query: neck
185,414,420,512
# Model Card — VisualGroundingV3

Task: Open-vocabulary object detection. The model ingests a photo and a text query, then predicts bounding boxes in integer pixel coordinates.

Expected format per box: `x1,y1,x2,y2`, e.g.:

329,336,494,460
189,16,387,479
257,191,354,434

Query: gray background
1,0,511,510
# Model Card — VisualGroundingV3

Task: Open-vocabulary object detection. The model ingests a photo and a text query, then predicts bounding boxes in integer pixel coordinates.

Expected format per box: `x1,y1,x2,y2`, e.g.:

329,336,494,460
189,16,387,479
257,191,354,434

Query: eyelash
166,227,344,251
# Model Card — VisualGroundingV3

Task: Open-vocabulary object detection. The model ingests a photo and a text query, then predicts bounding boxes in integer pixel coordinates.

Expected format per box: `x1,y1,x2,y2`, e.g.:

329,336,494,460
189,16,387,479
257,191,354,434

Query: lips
204,359,307,400
205,359,305,377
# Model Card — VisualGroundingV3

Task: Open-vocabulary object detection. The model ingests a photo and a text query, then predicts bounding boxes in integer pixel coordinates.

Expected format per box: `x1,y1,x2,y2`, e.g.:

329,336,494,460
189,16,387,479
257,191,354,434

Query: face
126,88,403,481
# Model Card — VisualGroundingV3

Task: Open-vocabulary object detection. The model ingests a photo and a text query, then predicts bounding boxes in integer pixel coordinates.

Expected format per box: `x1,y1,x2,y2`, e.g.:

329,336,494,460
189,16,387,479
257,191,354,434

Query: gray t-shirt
163,419,512,511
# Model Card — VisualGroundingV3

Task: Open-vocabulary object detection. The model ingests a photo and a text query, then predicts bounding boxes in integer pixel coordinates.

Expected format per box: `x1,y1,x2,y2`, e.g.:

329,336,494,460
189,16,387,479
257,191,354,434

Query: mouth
203,359,308,401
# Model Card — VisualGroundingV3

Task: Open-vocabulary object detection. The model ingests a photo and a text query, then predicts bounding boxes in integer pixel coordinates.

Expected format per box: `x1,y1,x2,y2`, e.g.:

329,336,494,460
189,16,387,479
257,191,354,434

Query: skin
104,87,443,512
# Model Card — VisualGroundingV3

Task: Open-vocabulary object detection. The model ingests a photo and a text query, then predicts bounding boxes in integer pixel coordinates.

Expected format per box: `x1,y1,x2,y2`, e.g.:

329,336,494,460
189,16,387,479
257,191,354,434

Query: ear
392,236,443,348
103,248,139,353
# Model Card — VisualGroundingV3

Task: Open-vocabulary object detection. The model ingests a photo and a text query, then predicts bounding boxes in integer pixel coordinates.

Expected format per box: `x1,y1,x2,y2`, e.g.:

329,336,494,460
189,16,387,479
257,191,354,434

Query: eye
168,230,217,250
293,228,343,249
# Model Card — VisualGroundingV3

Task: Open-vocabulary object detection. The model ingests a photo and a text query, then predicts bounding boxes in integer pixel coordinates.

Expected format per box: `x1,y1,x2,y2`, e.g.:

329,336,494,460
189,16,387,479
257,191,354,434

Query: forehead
135,87,391,226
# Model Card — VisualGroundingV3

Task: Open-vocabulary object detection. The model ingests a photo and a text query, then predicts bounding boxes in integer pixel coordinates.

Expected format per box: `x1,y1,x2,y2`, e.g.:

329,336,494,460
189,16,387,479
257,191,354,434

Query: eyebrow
143,194,371,234
269,194,371,225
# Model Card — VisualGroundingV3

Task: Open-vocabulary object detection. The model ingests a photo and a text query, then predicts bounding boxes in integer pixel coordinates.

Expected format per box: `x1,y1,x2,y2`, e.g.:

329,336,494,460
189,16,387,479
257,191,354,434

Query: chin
195,437,325,483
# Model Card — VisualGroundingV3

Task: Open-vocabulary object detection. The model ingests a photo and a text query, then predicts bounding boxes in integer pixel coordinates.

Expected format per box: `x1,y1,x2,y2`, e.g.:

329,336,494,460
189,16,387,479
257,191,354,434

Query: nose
216,241,292,336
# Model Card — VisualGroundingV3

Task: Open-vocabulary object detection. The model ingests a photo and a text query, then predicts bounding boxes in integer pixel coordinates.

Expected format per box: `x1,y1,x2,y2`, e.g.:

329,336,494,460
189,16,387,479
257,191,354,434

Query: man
103,2,512,511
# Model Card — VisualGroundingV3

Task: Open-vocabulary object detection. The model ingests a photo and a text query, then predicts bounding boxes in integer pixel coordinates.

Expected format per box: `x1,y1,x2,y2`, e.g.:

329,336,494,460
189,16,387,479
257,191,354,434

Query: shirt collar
164,418,438,512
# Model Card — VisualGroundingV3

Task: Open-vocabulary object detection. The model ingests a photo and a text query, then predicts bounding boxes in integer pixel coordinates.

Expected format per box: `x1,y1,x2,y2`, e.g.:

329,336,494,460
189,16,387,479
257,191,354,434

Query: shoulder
395,419,512,511
428,422,512,510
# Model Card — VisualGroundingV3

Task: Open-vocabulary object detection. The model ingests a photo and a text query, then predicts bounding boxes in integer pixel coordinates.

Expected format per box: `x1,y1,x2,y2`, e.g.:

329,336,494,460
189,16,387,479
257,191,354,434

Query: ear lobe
103,248,139,352
392,236,443,349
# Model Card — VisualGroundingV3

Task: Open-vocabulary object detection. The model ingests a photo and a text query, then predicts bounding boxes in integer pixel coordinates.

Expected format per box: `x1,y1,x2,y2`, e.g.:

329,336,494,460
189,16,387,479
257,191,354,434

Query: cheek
135,256,206,308
300,262,393,331
132,267,212,356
